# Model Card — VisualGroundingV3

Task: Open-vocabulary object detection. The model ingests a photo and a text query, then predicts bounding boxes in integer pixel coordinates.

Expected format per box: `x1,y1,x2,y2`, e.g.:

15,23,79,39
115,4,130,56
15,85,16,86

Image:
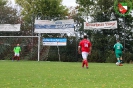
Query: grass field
0,60,133,88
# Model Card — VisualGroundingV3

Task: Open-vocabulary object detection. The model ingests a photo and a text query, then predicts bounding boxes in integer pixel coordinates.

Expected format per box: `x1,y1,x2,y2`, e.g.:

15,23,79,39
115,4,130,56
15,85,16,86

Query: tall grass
0,60,133,88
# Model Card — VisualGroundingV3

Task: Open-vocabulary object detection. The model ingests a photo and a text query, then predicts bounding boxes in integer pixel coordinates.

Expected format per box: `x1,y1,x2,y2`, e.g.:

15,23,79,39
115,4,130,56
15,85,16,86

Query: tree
0,0,20,24
15,0,68,21
0,0,21,36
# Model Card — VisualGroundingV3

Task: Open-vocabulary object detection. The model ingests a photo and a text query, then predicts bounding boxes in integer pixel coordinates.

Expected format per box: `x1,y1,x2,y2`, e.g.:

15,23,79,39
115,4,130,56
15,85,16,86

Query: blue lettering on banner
43,38,67,42
35,24,74,29
55,22,62,24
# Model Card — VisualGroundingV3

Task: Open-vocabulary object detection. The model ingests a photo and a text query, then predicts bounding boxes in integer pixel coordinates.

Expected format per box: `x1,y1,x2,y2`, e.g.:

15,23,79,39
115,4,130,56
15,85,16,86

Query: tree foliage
0,0,20,24
15,0,68,22
0,0,21,36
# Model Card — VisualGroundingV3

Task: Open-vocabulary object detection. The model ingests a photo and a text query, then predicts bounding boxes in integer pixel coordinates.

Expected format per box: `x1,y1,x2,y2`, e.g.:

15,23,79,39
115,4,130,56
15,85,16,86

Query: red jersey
79,39,92,52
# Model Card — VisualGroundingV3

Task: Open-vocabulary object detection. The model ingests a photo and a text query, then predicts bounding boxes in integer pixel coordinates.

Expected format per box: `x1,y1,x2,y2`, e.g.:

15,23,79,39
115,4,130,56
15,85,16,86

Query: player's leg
82,52,85,68
16,53,20,61
18,56,20,60
117,58,120,63
120,57,123,63
13,53,17,61
116,53,122,66
85,52,89,69
85,59,88,69
82,60,85,68
118,53,123,66
119,53,123,64
116,53,120,63
119,56,123,66
82,52,89,69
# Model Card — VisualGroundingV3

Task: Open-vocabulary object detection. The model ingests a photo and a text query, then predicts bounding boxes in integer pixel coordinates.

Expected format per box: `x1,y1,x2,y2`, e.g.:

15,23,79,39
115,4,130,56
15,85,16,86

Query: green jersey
113,42,123,53
14,46,21,53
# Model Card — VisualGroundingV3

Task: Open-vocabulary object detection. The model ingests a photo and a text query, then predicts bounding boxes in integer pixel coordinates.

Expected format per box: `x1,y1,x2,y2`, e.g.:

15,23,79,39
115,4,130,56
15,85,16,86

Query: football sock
82,60,85,67
17,56,20,60
117,60,120,63
85,60,88,67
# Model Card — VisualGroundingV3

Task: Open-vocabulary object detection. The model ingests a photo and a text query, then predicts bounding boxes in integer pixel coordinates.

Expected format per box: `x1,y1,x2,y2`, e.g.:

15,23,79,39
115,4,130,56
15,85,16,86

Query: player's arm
122,48,124,51
78,42,82,54
121,44,124,51
113,48,115,51
13,47,15,52
78,46,81,54
19,47,21,52
90,47,92,52
19,47,22,54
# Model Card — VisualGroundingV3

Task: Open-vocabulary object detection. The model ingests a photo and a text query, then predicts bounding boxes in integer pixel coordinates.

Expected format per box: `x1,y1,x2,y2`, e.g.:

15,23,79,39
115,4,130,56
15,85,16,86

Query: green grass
0,60,133,88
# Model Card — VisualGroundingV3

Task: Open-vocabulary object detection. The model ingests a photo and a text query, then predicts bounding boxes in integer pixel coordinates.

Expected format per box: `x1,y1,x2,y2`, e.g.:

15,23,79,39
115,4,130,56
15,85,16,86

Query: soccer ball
116,62,120,66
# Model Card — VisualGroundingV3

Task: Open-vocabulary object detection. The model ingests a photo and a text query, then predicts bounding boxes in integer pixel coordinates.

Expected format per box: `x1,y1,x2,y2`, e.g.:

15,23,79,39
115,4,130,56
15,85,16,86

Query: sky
11,0,77,7
62,0,77,7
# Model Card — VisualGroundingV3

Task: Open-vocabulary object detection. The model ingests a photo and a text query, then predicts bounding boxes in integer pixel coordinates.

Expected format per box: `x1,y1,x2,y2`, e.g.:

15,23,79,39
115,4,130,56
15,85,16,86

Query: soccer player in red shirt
78,35,92,69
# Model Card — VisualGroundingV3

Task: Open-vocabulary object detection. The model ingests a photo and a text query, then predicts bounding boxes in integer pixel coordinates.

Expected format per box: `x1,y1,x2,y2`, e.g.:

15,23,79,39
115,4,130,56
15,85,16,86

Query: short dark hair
84,35,87,39
116,40,120,42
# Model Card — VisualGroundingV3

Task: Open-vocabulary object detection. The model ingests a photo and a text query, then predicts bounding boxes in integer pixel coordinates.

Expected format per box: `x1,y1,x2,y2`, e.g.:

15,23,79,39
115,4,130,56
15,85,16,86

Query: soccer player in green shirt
13,44,21,61
113,40,123,66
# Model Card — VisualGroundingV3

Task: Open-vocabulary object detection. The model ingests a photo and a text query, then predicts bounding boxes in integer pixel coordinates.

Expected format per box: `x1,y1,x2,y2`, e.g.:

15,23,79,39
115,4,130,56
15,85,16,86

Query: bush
123,52,133,63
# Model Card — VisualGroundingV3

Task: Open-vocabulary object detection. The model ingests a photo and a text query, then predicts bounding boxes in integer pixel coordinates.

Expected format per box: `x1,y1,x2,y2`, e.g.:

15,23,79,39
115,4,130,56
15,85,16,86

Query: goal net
0,36,39,60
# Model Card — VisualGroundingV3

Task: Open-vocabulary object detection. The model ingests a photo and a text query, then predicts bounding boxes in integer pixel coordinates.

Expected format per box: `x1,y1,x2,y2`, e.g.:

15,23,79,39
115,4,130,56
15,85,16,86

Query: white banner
0,24,21,31
34,19,74,33
84,21,117,30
